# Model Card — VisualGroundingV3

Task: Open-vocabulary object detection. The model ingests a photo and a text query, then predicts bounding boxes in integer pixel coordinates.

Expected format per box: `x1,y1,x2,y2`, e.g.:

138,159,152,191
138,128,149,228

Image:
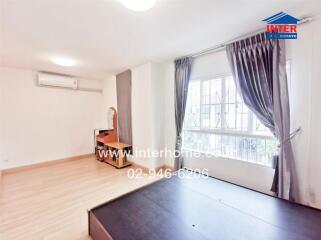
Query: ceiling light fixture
51,56,76,67
120,0,157,11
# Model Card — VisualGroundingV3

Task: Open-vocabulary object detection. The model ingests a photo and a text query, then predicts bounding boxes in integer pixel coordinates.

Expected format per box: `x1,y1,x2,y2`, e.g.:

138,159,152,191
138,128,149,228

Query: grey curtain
226,33,298,201
116,70,133,145
174,57,193,170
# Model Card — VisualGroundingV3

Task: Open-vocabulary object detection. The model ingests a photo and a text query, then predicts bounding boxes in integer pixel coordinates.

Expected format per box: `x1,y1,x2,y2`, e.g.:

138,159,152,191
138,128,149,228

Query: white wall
101,76,118,130
102,76,117,111
190,50,230,79
163,61,176,167
288,17,321,208
0,72,5,169
131,63,154,168
184,155,275,194
0,67,105,169
130,63,165,170
150,63,165,167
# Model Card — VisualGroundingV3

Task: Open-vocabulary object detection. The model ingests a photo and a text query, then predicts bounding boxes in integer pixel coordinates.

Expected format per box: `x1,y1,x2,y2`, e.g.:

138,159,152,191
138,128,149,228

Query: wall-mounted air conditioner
38,73,78,90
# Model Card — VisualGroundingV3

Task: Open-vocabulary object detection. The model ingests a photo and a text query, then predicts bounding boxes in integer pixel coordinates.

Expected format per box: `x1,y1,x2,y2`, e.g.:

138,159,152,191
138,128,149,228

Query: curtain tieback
277,127,301,148
176,136,182,148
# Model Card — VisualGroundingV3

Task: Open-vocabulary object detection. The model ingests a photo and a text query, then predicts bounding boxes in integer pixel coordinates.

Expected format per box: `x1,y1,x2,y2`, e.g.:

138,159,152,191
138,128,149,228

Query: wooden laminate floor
0,156,159,240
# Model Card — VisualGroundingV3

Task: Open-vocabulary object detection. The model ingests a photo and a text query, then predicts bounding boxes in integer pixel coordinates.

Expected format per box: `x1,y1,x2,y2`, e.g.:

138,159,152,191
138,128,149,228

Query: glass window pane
182,130,277,167
225,76,236,103
182,75,278,167
201,104,210,129
205,95,210,104
225,103,236,129
253,114,271,134
211,78,222,104
202,105,210,114
184,81,200,129
210,105,221,129
224,76,250,132
203,81,210,95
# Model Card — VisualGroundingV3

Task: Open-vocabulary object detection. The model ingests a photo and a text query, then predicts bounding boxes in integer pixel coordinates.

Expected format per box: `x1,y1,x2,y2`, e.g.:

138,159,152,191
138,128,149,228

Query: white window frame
182,73,278,166
184,73,275,140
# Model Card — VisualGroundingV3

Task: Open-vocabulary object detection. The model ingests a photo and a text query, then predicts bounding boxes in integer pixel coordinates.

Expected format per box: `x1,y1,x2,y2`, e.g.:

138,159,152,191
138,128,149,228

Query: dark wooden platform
88,173,321,240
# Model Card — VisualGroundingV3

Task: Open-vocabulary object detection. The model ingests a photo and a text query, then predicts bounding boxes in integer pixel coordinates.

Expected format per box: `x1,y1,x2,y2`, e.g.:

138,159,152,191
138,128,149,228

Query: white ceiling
0,0,320,80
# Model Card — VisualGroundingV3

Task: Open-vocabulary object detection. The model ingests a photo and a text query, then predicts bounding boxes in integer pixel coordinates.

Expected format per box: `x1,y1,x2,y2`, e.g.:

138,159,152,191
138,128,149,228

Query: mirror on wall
107,107,115,130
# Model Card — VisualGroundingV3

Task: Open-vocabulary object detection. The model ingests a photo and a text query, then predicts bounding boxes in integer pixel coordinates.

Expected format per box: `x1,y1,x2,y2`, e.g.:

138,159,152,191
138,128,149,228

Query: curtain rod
178,16,312,60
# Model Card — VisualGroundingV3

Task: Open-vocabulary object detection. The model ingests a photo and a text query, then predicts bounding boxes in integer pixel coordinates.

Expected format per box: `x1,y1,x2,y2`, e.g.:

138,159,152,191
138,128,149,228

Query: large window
183,75,278,166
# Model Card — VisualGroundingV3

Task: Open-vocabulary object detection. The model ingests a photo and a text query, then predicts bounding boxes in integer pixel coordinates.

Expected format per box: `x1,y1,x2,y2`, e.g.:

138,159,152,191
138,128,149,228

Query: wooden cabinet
104,142,132,168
